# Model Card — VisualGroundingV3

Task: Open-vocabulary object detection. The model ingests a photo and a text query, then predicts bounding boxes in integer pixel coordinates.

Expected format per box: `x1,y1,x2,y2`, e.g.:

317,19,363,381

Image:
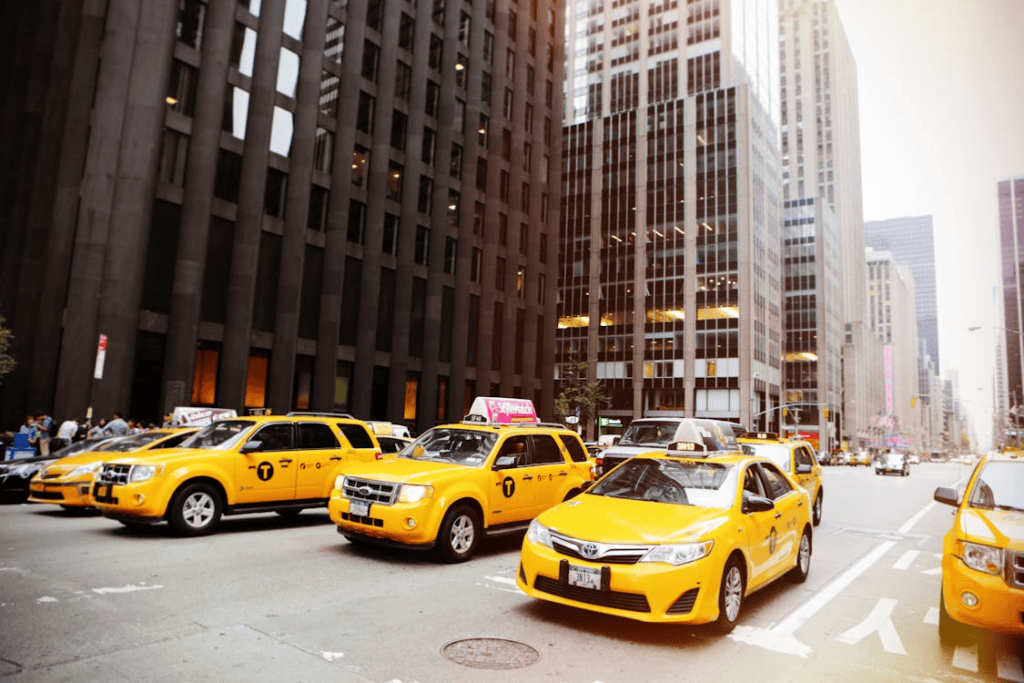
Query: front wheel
712,558,745,634
168,482,222,536
812,492,823,526
788,530,811,583
435,503,480,563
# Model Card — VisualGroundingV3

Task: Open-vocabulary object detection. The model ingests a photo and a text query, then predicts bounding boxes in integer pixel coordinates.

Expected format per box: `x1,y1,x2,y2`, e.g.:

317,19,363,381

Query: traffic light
911,397,916,408
824,408,829,419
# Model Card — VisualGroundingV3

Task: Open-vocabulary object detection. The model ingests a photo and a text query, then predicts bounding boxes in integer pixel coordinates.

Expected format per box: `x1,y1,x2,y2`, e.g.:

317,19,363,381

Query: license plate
567,564,602,590
350,500,370,517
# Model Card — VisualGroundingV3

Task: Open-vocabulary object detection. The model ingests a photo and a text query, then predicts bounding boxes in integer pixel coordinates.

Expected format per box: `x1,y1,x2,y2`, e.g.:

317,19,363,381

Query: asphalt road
1,461,1021,682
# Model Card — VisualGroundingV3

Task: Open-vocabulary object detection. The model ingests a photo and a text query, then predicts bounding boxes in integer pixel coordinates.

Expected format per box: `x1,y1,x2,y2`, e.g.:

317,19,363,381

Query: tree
0,314,14,381
553,354,608,441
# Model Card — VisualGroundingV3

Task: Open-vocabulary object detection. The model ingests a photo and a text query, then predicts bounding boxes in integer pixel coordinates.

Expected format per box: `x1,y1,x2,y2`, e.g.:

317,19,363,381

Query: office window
473,201,485,235
387,161,403,201
471,247,482,282
503,88,513,118
476,157,487,190
348,199,365,243
450,142,463,178
528,27,536,56
313,127,334,172
425,80,440,117
478,113,489,147
501,128,511,159
418,175,433,213
214,149,242,202
395,61,412,101
521,181,530,212
495,256,505,290
356,91,375,133
444,237,457,274
481,72,492,105
506,48,515,80
167,60,198,117
455,54,468,89
454,98,465,132
429,34,443,69
508,9,517,39
459,11,471,45
308,185,328,231
224,86,250,139
319,70,339,117
177,0,207,49
524,103,533,133
431,0,444,24
499,212,508,245
447,188,460,228
517,266,525,297
499,169,509,202
399,13,415,51
361,40,380,82
264,167,287,217
519,222,528,254
523,142,531,171
483,31,494,64
352,145,369,186
545,80,552,107
422,127,436,164
366,0,383,31
391,110,407,150
158,128,189,186
383,213,399,255
526,65,535,94
415,225,430,264
324,16,344,64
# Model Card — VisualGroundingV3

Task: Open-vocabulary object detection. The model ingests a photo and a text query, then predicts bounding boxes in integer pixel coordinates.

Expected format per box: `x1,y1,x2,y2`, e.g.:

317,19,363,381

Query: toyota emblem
581,542,599,559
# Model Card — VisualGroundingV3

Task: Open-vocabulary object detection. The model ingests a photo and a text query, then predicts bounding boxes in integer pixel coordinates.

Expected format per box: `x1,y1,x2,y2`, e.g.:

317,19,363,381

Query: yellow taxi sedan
737,433,824,526
28,429,197,510
517,450,813,630
933,451,1023,643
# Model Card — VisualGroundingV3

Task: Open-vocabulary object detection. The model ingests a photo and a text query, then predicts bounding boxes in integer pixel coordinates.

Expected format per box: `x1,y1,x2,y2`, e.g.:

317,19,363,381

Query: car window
95,433,167,452
378,436,409,453
757,462,793,500
530,435,565,465
495,436,530,467
154,432,197,449
337,422,375,449
743,465,766,497
299,422,340,449
617,420,682,446
559,434,589,462
968,461,1024,511
794,447,813,469
246,424,294,452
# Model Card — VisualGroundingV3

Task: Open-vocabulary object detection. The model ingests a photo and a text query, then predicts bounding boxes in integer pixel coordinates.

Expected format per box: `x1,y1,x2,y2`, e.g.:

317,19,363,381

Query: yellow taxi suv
516,450,813,630
328,398,593,562
737,433,824,526
91,414,382,536
28,429,197,511
933,451,1023,644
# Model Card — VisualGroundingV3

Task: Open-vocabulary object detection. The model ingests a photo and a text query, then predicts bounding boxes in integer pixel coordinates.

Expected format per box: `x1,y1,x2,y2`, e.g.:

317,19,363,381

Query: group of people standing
4,411,138,460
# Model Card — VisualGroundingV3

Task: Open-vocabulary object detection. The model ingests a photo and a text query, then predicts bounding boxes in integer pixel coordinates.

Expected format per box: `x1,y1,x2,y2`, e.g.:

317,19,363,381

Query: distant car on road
875,451,909,477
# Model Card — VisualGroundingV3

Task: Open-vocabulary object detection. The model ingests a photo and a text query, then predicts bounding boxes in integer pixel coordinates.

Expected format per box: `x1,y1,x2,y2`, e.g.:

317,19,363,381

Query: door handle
558,472,568,477
797,500,804,506
329,456,342,461
774,512,782,519
279,458,294,464
522,475,534,480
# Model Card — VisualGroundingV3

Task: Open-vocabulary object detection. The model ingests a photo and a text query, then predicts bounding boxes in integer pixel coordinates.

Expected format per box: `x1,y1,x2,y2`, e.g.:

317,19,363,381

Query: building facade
0,0,564,431
998,177,1024,430
556,0,782,431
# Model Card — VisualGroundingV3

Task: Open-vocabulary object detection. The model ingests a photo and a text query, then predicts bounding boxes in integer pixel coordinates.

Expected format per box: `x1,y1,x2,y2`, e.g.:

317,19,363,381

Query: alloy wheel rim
814,496,821,519
723,566,742,621
183,492,214,528
451,515,474,553
799,535,810,572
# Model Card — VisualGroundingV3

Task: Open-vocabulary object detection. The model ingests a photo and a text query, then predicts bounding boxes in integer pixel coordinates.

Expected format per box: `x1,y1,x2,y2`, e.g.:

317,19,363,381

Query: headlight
129,465,162,483
335,475,345,491
960,541,1003,575
397,484,433,504
70,462,103,478
639,540,714,566
526,519,553,549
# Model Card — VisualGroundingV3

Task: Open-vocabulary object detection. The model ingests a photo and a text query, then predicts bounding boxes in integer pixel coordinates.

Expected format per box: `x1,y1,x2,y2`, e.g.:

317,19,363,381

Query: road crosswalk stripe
997,649,1024,683
893,550,918,570
952,644,979,673
923,607,939,625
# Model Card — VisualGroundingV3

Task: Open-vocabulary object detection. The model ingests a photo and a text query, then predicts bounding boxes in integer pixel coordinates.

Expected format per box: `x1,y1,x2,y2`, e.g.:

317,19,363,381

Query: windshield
617,421,681,447
589,458,737,508
52,438,110,458
95,432,169,453
400,428,498,467
179,420,256,450
967,461,1024,512
740,443,791,472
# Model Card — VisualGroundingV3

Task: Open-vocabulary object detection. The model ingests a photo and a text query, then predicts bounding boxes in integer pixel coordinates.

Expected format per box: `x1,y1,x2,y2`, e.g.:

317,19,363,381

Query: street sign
93,334,108,380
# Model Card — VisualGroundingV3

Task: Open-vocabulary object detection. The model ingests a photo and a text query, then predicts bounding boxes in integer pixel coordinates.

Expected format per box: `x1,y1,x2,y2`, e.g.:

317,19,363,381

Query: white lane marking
897,502,936,534
923,607,939,625
486,575,518,587
997,647,1024,683
834,598,906,655
952,643,979,672
892,550,918,571
920,567,941,576
481,574,521,594
92,584,163,594
36,596,58,603
319,652,344,662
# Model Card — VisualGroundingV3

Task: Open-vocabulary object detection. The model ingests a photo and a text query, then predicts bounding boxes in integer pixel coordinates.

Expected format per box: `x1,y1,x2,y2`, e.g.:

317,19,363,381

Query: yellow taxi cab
737,432,823,526
328,398,593,562
933,451,1023,644
516,448,813,630
367,421,414,455
850,451,872,466
91,413,382,536
28,428,197,510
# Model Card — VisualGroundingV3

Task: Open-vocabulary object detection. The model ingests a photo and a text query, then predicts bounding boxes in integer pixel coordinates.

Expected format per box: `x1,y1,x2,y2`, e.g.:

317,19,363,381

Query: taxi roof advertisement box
468,397,537,423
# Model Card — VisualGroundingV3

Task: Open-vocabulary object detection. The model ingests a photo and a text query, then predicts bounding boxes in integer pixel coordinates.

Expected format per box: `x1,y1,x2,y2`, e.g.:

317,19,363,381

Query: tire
788,529,811,583
938,589,971,646
812,491,823,526
435,503,480,563
168,482,222,536
712,557,745,634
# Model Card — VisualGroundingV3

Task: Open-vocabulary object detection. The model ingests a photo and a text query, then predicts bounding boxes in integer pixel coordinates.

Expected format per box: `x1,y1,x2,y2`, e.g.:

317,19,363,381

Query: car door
488,435,536,523
525,434,572,516
235,422,299,504
741,463,778,591
293,421,342,500
792,445,818,497
756,462,804,582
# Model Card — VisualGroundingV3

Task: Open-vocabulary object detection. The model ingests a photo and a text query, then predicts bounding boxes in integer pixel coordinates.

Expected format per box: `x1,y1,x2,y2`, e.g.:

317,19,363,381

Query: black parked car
0,437,116,502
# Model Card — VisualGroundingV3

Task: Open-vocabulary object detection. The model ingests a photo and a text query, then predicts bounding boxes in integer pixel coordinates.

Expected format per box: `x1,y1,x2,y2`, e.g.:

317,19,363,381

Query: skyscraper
556,0,782,430
0,0,564,431
864,215,940,369
998,177,1024,427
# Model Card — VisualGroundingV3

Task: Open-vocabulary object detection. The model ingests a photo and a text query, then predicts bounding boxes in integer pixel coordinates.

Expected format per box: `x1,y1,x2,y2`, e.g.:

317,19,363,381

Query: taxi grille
534,575,650,613
341,512,383,527
97,464,131,486
343,477,399,505
666,588,700,615
1009,551,1024,589
550,533,649,565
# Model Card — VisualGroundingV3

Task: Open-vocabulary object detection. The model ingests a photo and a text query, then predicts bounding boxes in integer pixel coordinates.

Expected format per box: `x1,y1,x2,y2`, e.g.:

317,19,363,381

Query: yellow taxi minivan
933,451,1023,644
28,429,197,510
328,398,593,562
737,433,824,526
517,448,813,630
91,414,382,535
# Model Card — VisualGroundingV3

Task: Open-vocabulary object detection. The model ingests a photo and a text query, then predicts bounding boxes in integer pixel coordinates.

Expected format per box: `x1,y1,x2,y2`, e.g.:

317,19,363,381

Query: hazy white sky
832,0,1024,447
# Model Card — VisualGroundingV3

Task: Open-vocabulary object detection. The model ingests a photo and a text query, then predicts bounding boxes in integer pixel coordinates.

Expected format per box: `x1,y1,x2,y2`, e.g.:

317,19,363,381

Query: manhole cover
442,638,540,670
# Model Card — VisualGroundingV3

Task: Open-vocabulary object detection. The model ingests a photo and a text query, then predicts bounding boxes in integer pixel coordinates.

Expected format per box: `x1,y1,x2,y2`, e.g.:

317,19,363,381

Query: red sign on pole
94,334,108,380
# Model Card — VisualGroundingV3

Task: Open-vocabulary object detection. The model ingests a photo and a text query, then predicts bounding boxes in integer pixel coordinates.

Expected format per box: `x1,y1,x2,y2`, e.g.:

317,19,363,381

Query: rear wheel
812,491,823,526
168,482,222,536
712,558,745,634
788,530,811,583
435,504,480,563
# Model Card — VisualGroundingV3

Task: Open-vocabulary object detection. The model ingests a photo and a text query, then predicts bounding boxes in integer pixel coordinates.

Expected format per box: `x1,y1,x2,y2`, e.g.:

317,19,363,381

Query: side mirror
742,493,775,514
934,486,959,507
493,455,518,470
241,440,262,453
796,463,812,474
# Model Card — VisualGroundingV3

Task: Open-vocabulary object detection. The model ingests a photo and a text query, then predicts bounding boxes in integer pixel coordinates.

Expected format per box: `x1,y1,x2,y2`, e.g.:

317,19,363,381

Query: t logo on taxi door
502,477,516,498
257,462,274,481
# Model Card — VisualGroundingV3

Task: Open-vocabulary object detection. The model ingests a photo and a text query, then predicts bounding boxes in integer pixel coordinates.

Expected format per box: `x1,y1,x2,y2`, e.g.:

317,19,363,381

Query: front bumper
327,490,444,548
91,480,168,522
28,477,95,507
942,552,1024,636
516,538,723,624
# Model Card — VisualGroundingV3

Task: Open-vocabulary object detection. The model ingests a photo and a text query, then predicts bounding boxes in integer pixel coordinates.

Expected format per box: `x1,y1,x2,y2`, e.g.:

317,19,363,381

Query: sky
831,0,1024,448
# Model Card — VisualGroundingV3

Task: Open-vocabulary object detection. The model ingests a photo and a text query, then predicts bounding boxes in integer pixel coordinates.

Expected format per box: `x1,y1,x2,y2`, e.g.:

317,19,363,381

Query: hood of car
958,508,1024,551
341,456,476,485
100,447,212,466
539,493,731,544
